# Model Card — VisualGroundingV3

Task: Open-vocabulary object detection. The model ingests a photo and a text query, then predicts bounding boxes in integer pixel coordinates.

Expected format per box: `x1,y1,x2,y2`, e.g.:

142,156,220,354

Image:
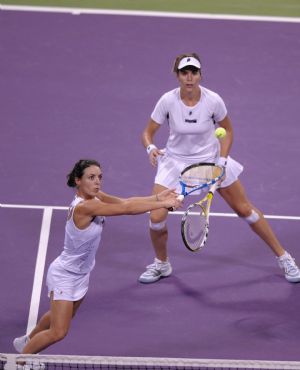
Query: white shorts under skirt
154,154,244,192
46,258,90,301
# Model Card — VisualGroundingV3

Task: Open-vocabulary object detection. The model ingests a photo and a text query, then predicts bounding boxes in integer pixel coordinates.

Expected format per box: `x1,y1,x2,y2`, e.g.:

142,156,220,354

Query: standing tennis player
13,159,182,354
138,53,300,284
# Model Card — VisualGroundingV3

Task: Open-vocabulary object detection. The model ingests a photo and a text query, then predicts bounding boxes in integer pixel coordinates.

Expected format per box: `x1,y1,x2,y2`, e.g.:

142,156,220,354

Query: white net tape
1,354,300,370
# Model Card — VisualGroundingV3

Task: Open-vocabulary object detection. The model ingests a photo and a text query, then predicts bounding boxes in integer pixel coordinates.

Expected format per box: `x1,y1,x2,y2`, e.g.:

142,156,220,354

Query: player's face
76,165,102,199
177,68,201,92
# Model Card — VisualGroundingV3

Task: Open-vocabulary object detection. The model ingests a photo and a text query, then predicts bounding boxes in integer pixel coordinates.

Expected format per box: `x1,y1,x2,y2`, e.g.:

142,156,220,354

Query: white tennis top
151,86,227,162
57,195,105,274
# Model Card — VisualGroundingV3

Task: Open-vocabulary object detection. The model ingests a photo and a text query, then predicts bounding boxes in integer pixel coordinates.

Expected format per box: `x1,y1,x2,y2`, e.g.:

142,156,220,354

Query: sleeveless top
57,195,105,274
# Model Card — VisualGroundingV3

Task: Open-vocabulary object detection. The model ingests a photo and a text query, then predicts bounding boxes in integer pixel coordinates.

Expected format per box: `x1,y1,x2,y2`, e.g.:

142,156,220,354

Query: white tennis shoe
278,252,300,283
13,334,29,353
138,258,172,283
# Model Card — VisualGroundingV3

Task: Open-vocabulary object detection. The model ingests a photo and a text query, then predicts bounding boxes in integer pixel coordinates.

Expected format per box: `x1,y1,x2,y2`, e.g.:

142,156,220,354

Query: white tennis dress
47,196,105,301
151,86,243,190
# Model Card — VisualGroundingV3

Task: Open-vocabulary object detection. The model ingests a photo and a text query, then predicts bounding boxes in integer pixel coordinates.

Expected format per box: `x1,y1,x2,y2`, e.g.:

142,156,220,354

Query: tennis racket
178,163,224,252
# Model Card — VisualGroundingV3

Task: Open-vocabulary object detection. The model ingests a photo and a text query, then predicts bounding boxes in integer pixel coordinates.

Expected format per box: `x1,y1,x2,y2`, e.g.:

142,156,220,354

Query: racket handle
168,194,184,211
209,182,218,194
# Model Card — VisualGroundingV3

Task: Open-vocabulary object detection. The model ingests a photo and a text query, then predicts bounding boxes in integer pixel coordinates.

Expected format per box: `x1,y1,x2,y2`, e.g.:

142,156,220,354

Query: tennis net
1,354,300,370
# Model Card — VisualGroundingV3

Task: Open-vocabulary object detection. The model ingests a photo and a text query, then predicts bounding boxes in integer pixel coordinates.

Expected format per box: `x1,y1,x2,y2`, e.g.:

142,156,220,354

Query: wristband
217,156,227,167
146,144,157,155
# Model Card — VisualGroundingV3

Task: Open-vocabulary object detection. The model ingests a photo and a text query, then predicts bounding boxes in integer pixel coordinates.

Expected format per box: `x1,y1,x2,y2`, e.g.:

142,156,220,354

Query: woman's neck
76,191,93,201
180,87,201,106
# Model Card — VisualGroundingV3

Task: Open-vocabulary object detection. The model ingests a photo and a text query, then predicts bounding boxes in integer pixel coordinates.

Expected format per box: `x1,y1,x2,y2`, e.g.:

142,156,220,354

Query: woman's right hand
149,148,164,167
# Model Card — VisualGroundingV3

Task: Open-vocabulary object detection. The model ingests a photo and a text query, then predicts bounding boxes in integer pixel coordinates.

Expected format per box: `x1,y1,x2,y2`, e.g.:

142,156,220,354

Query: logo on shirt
185,118,197,123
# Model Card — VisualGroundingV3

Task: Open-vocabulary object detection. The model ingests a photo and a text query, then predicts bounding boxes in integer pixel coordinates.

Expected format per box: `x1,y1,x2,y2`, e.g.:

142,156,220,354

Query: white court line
171,211,300,221
1,203,300,221
26,207,53,334
0,203,68,210
0,4,299,23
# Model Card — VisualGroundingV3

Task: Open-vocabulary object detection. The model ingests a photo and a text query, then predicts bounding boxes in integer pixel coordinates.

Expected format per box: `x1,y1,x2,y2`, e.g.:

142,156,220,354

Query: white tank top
151,86,227,162
57,196,105,274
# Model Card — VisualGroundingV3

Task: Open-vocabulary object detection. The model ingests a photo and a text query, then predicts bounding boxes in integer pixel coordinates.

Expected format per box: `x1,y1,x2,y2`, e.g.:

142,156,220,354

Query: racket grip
168,194,184,211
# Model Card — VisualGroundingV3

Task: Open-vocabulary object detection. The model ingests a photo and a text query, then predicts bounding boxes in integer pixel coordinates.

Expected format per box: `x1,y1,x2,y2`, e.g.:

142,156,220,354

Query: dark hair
67,159,101,187
172,52,201,73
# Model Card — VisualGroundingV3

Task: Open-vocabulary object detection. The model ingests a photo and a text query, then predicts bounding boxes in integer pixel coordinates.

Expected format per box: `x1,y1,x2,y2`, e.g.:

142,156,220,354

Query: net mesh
1,354,300,370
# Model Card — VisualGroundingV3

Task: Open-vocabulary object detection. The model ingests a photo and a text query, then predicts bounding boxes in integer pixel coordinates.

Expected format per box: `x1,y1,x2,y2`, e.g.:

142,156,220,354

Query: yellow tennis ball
215,127,227,139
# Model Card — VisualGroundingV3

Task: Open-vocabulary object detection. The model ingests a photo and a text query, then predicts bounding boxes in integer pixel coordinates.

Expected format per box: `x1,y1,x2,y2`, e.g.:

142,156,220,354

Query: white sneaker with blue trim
278,252,300,283
138,258,172,283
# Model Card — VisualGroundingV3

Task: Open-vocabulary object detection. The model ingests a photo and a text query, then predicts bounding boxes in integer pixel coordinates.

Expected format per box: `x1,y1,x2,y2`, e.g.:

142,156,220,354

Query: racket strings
181,165,223,188
182,176,214,188
182,204,208,251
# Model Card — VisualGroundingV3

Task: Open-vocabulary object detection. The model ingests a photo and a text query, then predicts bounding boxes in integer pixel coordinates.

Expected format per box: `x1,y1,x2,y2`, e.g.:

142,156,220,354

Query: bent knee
149,219,167,231
150,208,168,223
49,328,69,342
149,207,168,231
149,210,168,230
239,209,261,224
234,202,253,218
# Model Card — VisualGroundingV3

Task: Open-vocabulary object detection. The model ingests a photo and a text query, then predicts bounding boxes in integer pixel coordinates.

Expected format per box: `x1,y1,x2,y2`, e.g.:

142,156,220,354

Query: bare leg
218,180,285,257
149,184,169,261
150,226,169,261
28,296,83,339
28,312,51,339
138,184,172,283
23,294,84,354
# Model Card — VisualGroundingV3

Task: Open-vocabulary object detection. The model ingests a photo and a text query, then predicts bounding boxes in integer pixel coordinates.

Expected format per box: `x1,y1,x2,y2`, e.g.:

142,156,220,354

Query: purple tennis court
1,6,300,366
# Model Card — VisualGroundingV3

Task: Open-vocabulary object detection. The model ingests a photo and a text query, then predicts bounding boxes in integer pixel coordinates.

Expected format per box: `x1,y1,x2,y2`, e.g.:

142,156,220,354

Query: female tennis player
138,52,300,284
13,159,182,354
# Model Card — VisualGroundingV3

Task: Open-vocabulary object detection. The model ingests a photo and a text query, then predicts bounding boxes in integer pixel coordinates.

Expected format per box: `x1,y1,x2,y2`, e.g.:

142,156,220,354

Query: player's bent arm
218,115,233,158
142,119,161,148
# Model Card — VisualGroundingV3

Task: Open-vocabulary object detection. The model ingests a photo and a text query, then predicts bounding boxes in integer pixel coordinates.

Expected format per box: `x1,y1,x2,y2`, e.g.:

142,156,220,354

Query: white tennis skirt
154,154,243,192
46,257,90,301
